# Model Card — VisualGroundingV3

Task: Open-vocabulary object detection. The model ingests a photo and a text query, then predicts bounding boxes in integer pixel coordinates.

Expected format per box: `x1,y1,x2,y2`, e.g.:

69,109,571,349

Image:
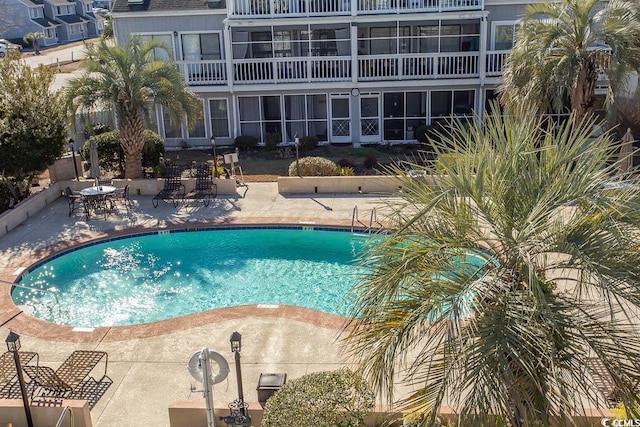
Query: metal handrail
0,278,60,305
351,205,358,233
54,406,74,427
368,208,385,234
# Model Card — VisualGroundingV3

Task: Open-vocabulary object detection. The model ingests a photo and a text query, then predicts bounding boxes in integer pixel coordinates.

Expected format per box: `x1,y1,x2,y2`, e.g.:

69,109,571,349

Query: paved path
0,183,403,427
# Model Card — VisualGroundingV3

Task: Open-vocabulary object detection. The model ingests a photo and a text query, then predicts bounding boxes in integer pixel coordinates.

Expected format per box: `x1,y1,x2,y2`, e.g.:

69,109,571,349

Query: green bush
338,166,355,176
265,132,281,151
299,135,318,151
363,155,378,170
338,158,355,169
288,156,338,176
262,369,375,427
234,135,259,152
83,129,165,177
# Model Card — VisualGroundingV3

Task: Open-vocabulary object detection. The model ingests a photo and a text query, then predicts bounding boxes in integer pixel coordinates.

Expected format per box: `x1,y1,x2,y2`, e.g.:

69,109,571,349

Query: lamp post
294,135,300,177
69,138,79,181
211,136,218,178
226,331,251,426
5,332,33,427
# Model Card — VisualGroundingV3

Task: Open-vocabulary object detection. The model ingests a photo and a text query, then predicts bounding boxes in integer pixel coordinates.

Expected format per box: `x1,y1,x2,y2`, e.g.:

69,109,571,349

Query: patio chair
63,187,88,219
185,163,217,207
0,351,38,398
110,184,131,211
152,165,185,208
23,350,109,398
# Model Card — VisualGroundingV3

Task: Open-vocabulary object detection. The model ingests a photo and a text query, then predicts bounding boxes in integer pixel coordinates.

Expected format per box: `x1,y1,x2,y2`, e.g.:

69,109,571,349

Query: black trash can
257,372,287,408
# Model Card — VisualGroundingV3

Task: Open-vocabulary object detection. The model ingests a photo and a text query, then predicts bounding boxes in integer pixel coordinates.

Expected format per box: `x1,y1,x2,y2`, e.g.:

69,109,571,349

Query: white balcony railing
179,60,227,86
359,52,479,81
233,56,351,84
179,51,515,87
229,0,481,17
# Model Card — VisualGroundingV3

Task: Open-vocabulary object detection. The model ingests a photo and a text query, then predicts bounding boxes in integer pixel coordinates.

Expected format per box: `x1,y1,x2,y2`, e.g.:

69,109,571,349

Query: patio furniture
153,165,185,208
80,185,117,220
63,187,88,219
23,350,109,398
185,164,217,207
110,184,131,211
0,351,38,398
256,372,286,408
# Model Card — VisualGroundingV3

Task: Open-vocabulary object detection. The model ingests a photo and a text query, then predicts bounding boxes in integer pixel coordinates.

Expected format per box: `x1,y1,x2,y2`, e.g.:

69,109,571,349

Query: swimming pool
13,227,372,327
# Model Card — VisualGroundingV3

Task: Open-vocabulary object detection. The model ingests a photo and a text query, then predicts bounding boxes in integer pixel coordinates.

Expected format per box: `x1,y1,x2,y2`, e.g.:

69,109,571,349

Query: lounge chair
185,163,217,207
23,350,109,398
0,351,38,398
152,165,185,208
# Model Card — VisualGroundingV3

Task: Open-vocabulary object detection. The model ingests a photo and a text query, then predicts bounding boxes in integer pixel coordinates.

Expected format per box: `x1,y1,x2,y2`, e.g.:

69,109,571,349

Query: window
250,32,273,58
209,99,230,138
181,33,221,61
382,92,427,140
144,105,159,133
70,26,77,35
430,90,475,126
162,108,182,139
492,21,517,50
137,34,174,60
188,101,206,138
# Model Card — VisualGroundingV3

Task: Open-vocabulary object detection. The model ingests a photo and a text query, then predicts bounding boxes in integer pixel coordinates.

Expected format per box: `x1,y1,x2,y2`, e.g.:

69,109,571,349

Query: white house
110,0,531,148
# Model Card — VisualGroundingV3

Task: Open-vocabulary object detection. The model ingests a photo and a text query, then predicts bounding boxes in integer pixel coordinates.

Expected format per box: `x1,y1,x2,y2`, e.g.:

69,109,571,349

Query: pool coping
0,217,365,343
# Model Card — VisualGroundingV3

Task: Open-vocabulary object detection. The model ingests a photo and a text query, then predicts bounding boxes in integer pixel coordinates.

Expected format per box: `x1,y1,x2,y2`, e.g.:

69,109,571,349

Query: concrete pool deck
0,182,407,427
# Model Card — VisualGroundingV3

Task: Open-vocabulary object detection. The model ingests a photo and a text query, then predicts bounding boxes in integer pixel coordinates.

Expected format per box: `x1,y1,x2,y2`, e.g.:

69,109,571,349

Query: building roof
32,17,60,28
22,0,44,6
55,14,85,24
112,0,211,13
48,0,74,4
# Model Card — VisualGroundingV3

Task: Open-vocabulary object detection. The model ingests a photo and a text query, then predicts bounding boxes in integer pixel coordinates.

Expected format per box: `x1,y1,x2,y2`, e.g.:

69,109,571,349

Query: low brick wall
277,175,439,194
0,399,92,427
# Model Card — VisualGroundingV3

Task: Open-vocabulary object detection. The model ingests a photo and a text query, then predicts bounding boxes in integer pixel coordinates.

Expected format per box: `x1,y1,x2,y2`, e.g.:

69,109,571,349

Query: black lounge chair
152,165,185,208
23,350,109,398
185,163,217,207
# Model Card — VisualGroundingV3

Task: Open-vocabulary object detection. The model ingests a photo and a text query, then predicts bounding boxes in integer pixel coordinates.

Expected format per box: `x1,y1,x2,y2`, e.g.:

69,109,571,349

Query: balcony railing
233,56,351,84
179,51,517,86
229,0,481,17
179,60,227,86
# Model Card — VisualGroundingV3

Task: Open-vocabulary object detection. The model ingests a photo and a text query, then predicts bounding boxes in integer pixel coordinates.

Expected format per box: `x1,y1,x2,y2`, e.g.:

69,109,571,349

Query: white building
111,0,525,148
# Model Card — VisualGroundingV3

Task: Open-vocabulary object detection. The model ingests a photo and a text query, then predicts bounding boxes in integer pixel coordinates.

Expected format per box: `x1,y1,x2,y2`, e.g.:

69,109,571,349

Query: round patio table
80,185,116,196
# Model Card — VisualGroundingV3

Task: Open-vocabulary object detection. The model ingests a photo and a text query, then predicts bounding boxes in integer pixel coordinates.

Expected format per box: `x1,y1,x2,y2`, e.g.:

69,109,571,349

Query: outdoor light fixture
211,136,218,178
223,331,251,426
68,138,79,181
294,135,300,177
5,332,34,427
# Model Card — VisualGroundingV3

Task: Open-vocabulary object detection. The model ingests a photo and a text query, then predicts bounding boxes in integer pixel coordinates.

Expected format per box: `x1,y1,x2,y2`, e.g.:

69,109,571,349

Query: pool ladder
55,406,74,427
351,206,385,234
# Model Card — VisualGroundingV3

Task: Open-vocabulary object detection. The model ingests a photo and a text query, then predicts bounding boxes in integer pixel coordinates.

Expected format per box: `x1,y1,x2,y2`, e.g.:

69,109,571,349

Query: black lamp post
211,136,218,178
69,138,79,181
6,332,33,427
294,135,300,177
220,331,250,426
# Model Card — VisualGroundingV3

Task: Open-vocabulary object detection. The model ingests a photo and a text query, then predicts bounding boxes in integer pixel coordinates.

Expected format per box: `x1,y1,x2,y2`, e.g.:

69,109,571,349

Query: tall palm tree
23,32,44,55
64,36,200,179
345,106,640,426
500,0,640,123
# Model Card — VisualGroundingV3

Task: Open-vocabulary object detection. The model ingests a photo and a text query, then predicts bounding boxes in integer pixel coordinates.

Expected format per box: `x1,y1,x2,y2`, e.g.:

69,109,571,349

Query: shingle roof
48,0,73,5
21,0,43,6
32,17,59,28
111,0,211,13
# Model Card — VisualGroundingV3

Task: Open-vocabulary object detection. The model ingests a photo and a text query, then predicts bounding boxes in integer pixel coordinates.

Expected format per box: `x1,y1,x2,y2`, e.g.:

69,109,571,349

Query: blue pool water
13,228,372,327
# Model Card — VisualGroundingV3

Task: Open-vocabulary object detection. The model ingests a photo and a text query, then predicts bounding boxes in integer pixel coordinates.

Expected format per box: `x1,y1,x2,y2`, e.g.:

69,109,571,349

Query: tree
23,32,44,55
345,105,640,426
63,36,200,179
500,0,640,122
262,369,375,427
0,51,66,209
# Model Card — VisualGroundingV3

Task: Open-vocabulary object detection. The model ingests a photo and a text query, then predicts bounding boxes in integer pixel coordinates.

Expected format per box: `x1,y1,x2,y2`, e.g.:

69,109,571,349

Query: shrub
262,369,375,427
234,135,259,152
299,135,318,151
265,132,282,151
83,129,165,176
337,158,355,169
363,155,378,170
288,156,337,176
338,167,355,176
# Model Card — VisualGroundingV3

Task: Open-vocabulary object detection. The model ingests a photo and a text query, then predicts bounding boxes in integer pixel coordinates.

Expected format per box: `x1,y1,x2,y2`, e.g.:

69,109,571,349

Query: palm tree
64,36,200,179
500,0,640,123
345,106,640,426
23,31,44,55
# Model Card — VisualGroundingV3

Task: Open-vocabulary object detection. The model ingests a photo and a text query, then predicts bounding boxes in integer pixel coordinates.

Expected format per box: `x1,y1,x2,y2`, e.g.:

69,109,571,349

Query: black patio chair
152,165,185,208
185,163,217,207
63,187,88,219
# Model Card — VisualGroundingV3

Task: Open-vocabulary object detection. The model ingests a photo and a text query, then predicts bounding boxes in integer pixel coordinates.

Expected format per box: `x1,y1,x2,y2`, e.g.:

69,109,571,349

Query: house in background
109,0,569,149
0,0,105,47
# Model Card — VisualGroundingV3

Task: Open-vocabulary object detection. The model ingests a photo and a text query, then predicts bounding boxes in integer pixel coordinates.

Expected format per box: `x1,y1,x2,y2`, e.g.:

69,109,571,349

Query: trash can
257,373,287,408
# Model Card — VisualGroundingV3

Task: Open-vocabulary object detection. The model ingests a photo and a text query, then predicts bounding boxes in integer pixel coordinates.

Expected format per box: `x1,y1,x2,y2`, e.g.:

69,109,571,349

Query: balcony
229,0,482,18
178,51,514,87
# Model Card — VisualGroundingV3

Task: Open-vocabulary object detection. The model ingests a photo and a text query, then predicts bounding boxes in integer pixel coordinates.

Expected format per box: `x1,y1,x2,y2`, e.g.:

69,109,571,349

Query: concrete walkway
0,183,402,427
